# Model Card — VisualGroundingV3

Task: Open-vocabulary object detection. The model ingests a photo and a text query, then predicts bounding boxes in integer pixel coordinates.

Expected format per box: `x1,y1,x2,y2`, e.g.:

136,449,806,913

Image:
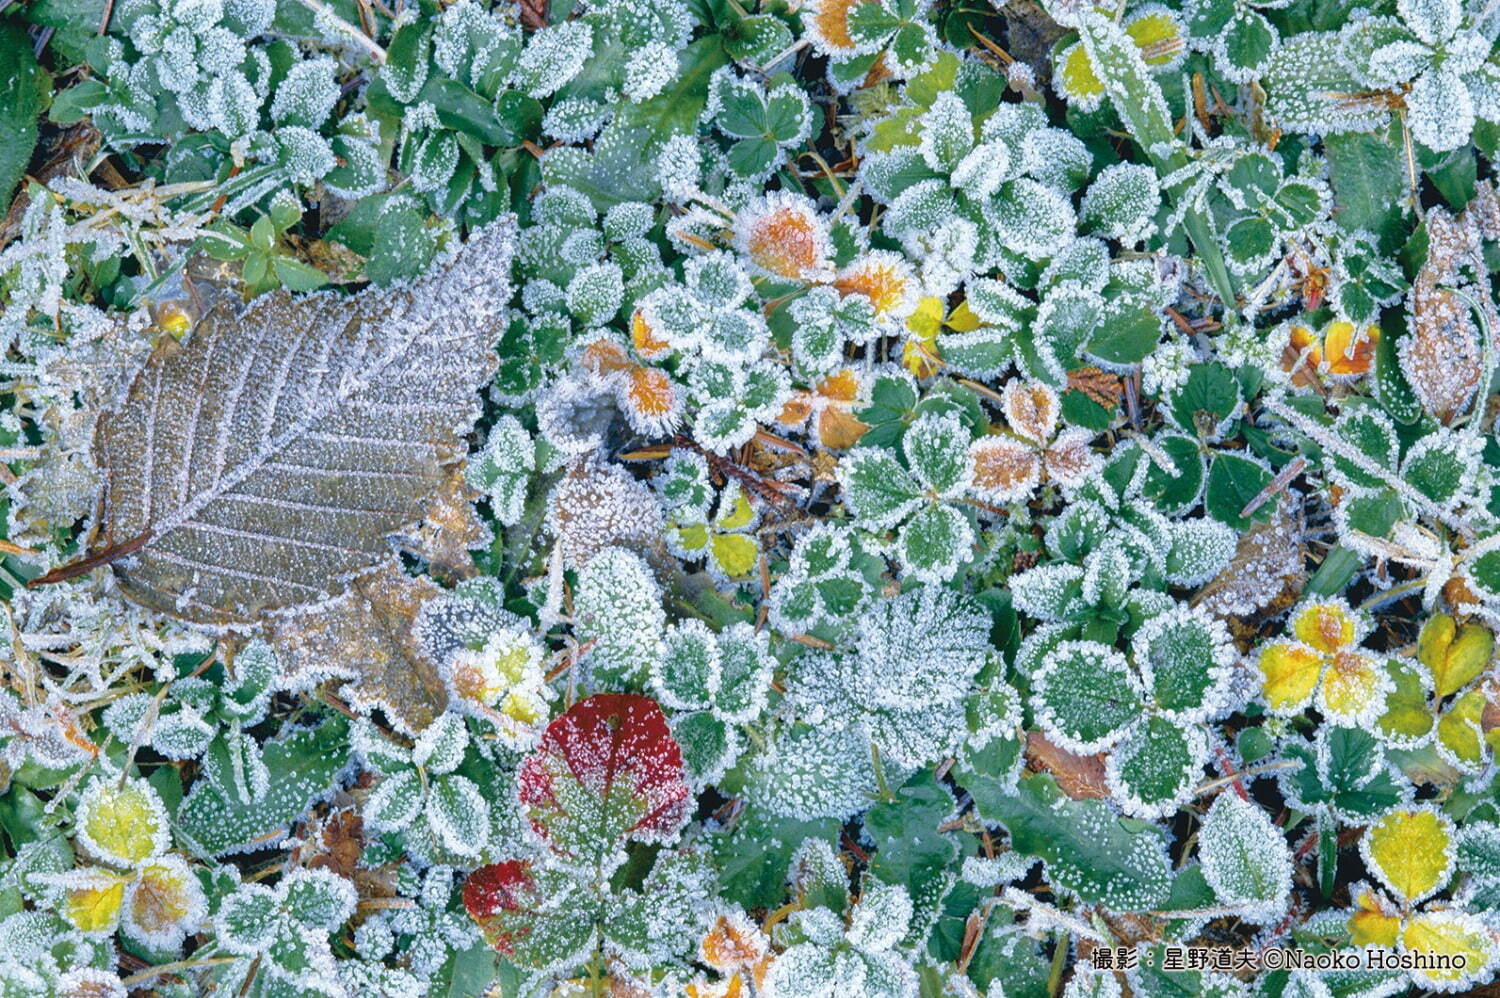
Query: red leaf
462,860,538,957
517,694,691,861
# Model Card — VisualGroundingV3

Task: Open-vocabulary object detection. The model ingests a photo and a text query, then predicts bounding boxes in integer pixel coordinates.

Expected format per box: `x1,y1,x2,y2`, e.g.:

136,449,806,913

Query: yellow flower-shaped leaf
62,868,128,933
1377,658,1436,746
1292,601,1358,654
1317,650,1392,725
710,533,759,578
1436,688,1487,770
1348,884,1400,949
1400,910,1497,988
76,777,170,869
1258,642,1323,714
1363,807,1455,904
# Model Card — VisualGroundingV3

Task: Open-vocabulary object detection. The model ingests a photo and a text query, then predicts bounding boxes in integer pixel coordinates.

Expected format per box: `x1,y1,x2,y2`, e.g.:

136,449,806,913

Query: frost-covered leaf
75,777,170,870
1361,806,1455,905
1031,641,1140,754
76,220,516,626
517,694,691,872
1198,793,1292,924
462,860,595,971
177,715,351,858
972,771,1172,911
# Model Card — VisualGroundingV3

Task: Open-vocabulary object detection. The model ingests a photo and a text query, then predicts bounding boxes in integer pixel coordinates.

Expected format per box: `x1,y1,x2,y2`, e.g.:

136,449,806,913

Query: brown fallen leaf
41,219,516,627
1400,205,1494,425
1193,492,1305,626
268,561,447,735
519,0,548,29
1025,729,1109,799
394,470,491,583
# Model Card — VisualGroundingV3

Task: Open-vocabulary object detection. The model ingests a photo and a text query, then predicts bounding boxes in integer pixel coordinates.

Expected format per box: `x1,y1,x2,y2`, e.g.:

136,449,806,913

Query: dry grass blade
82,218,515,626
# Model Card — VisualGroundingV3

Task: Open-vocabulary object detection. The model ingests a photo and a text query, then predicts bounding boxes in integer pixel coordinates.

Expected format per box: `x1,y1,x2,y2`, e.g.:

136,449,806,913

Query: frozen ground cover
0,0,1499,994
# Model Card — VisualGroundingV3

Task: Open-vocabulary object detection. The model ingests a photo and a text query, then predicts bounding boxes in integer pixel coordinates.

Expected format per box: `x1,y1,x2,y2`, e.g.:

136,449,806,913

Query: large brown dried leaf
393,470,491,583
86,219,516,626
268,561,447,735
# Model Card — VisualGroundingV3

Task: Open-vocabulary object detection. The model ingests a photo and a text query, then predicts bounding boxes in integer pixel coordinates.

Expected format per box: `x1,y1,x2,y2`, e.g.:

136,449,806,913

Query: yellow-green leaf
1437,688,1487,770
674,521,711,554
62,869,128,933
1258,641,1322,713
716,489,756,531
1377,658,1436,745
1400,910,1496,988
1363,807,1455,904
710,533,759,578
76,777,169,868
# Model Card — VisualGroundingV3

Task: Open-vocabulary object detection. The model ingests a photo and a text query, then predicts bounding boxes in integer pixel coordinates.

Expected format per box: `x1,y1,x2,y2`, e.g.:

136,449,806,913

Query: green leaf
1198,792,1292,923
1326,132,1407,248
838,447,924,529
0,23,46,216
176,716,350,858
1205,452,1274,530
1085,301,1162,366
969,772,1172,911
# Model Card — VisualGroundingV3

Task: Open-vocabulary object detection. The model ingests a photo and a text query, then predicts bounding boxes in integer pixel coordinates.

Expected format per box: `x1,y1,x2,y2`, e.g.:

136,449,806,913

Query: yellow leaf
1125,10,1184,67
1400,910,1496,987
1377,658,1436,745
710,533,759,578
905,297,944,340
1437,688,1487,770
1417,612,1456,672
63,869,127,933
1292,601,1357,654
1425,618,1493,698
1258,642,1323,713
1348,886,1400,949
1056,42,1103,103
1318,650,1391,725
1321,321,1379,377
674,521,711,554
946,300,982,332
1364,807,1455,904
77,777,168,868
716,489,756,531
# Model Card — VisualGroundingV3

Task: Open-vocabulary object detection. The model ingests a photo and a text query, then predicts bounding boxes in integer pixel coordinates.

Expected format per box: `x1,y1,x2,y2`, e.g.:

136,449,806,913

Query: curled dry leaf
1193,491,1305,623
69,218,516,626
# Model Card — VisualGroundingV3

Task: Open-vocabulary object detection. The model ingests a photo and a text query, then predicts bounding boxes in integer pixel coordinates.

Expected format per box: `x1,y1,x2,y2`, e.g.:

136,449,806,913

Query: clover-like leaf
1031,641,1141,754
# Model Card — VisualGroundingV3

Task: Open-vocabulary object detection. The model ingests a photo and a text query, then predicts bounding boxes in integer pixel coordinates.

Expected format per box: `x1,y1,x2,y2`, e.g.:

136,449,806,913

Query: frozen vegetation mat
1,0,1500,993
